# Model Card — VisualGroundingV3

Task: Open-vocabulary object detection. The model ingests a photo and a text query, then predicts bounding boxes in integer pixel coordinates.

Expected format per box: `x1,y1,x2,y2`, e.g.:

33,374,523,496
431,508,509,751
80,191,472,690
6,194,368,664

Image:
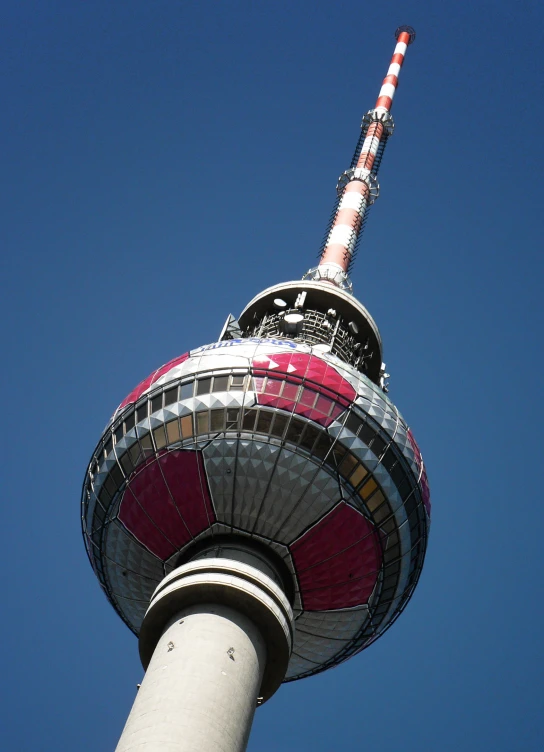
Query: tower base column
115,558,294,752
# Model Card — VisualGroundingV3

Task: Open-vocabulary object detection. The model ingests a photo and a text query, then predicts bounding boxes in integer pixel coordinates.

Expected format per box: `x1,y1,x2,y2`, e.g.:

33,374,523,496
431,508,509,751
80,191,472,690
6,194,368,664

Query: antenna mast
306,25,416,290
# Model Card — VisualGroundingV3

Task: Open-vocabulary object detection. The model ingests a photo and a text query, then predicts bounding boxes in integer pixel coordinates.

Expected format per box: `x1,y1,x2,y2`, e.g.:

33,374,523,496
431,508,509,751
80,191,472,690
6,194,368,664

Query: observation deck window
242,408,257,431
299,424,320,452
256,410,273,434
140,434,153,457
197,378,212,396
129,443,142,467
270,413,288,439
196,411,209,434
180,382,193,400
359,476,377,501
226,409,239,429
166,419,181,444
348,463,368,489
180,415,193,438
210,409,224,432
164,386,178,405
153,426,167,449
119,452,133,477
285,417,305,444
366,489,385,512
214,375,229,392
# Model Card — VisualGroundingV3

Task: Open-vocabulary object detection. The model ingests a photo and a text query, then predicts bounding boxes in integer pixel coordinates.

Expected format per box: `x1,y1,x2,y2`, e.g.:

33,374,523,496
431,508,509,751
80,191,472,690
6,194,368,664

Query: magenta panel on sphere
119,451,215,559
291,502,382,610
117,352,190,411
407,429,431,515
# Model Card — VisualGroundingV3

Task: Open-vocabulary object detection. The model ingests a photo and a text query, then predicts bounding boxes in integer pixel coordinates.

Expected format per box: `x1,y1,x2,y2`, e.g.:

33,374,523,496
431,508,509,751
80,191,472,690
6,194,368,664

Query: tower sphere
82,302,430,682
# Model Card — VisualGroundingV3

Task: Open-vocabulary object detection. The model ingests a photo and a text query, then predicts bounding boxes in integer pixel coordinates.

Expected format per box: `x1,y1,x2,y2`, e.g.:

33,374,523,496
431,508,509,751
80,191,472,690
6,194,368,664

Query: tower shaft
115,556,293,752
116,605,266,752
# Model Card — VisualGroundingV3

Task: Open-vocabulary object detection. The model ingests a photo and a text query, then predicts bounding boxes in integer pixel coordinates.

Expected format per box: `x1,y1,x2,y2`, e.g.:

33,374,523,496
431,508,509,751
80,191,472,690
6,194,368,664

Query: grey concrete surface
116,559,294,752
116,604,266,752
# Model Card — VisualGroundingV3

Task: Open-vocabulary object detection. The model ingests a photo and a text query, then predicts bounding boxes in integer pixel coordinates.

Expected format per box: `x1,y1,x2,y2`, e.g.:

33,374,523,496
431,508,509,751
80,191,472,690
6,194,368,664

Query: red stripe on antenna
317,27,415,278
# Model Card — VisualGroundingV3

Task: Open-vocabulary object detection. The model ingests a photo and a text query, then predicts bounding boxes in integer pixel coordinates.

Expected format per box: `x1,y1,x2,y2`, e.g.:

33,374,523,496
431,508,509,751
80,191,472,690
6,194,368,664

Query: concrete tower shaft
116,557,293,752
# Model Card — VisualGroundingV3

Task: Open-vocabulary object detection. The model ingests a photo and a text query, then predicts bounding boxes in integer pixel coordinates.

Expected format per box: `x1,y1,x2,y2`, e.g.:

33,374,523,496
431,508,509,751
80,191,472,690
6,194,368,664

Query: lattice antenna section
309,26,415,288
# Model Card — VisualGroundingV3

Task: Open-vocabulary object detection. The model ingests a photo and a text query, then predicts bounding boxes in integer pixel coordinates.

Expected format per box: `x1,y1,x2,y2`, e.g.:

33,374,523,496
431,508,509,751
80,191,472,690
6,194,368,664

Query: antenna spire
305,26,415,291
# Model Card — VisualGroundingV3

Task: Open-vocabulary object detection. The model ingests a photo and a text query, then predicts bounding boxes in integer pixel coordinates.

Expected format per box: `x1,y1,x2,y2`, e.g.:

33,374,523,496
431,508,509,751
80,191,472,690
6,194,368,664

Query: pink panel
158,451,215,535
299,388,317,407
406,429,422,471
315,395,333,416
407,429,431,516
420,466,431,517
253,376,266,392
119,486,174,560
286,353,312,377
118,374,155,412
258,394,282,409
291,502,382,610
330,404,344,421
275,397,297,411
150,352,190,385
282,382,299,401
252,352,355,428
300,407,332,427
119,450,215,559
117,352,189,410
264,378,283,396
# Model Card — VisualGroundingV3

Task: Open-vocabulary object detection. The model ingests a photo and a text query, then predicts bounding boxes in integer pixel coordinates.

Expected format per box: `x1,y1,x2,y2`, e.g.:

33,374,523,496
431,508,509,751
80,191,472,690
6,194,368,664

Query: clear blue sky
1,1,543,750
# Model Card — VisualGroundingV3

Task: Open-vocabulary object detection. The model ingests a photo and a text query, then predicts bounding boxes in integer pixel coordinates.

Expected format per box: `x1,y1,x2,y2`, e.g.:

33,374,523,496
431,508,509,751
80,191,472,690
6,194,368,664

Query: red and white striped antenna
304,26,416,291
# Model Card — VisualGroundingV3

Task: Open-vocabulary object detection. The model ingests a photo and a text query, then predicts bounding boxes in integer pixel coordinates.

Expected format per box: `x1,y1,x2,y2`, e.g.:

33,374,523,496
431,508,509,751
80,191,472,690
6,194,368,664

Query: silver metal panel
293,631,351,665
285,652,321,679
202,439,237,524
233,440,281,531
267,455,340,543
105,519,164,584
295,606,369,640
110,593,147,632
251,448,311,539
106,558,156,607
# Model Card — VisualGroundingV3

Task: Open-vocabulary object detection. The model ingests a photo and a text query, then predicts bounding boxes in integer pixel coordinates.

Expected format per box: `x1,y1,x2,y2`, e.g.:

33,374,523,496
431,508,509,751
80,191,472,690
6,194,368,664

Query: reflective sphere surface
82,338,430,680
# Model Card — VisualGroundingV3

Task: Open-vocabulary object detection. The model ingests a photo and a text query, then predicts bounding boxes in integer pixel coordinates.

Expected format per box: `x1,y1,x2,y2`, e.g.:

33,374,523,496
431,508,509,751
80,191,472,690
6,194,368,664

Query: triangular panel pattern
285,652,321,679
233,440,280,531
292,630,351,666
267,458,341,544
202,439,238,524
295,606,369,641
105,519,164,585
111,593,147,632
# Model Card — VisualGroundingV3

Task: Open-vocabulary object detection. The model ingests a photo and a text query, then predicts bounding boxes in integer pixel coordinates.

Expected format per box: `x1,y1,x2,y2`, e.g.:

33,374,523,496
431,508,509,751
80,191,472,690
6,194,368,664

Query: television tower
82,26,430,752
